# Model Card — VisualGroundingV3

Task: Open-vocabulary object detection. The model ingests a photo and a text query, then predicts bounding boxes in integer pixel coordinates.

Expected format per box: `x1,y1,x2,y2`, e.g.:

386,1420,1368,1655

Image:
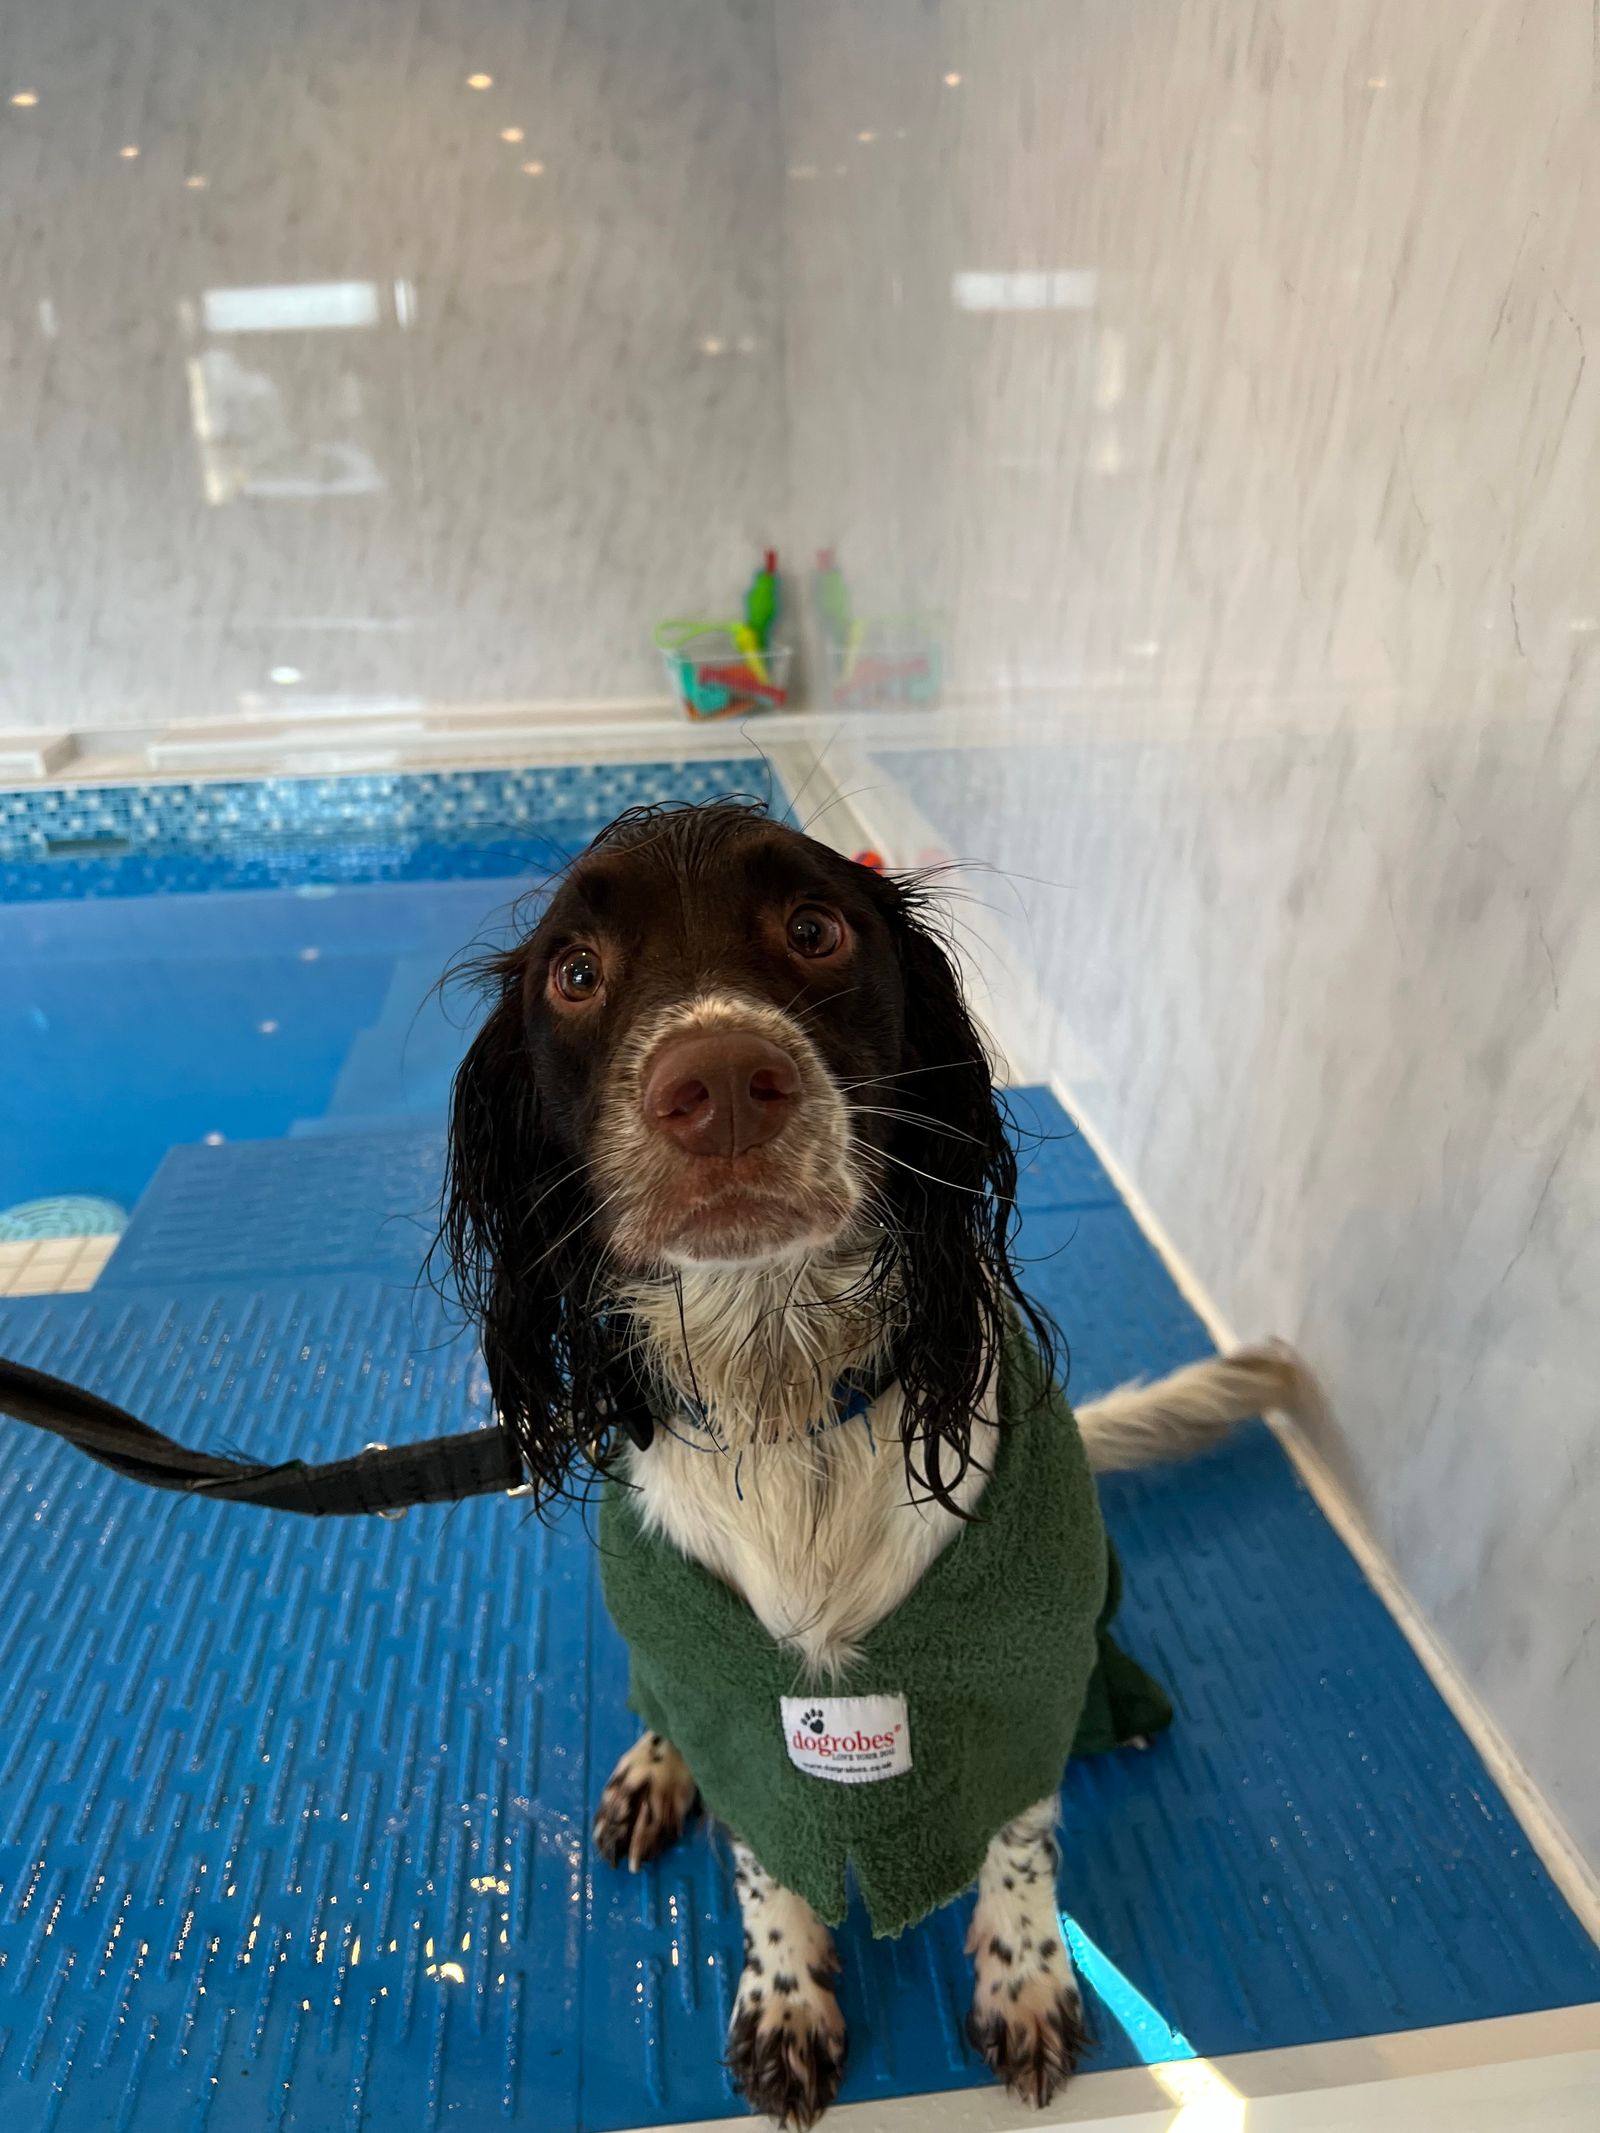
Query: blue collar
659,1363,896,1447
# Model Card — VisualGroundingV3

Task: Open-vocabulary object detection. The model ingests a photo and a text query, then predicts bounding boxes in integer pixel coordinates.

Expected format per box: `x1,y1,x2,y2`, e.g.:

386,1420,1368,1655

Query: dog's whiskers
847,1103,988,1147
871,1147,1008,1200
517,1154,593,1220
789,982,863,1032
527,1182,629,1271
834,1062,971,1092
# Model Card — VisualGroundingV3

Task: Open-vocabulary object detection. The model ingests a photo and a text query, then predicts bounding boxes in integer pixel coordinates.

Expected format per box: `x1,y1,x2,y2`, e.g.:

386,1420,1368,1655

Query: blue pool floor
0,1090,1596,2132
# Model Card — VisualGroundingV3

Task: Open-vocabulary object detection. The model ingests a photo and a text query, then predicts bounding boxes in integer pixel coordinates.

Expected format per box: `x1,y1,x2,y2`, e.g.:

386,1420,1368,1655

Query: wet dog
440,801,1297,2125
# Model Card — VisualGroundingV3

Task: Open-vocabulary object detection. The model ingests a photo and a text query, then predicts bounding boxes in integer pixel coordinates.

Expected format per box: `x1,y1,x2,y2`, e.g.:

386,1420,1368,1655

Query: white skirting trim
615,2005,1600,2132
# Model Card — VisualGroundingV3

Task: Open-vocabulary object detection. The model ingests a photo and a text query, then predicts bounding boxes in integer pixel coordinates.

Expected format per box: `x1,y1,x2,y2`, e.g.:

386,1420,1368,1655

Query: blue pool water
2,856,553,1211
0,764,768,1214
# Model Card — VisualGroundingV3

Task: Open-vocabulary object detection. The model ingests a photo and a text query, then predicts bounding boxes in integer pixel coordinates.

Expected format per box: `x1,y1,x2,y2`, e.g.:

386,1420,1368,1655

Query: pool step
304,905,492,1133
100,1122,446,1290
289,1109,445,1140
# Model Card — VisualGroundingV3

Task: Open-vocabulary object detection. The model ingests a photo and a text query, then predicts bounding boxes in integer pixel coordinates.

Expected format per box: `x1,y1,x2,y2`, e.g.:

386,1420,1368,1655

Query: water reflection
811,547,942,710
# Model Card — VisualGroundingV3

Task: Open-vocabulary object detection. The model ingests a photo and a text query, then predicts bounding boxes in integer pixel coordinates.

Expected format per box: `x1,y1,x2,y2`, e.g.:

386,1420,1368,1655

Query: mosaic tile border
0,758,775,865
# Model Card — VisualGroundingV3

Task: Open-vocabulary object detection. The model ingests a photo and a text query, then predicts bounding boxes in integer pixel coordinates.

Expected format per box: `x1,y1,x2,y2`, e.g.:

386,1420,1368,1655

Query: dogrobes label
779,1694,912,1784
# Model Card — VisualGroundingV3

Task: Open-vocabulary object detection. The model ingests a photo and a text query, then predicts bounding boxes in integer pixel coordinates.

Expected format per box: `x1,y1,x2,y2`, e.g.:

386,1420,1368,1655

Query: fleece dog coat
599,1326,1171,1937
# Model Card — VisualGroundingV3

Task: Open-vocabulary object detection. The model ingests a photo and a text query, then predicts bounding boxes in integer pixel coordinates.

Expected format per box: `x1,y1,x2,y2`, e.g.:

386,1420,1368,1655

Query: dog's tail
1075,1339,1310,1473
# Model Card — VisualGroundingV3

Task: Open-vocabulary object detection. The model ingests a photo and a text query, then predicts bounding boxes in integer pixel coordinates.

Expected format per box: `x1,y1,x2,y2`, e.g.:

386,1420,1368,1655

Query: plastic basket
661,640,793,721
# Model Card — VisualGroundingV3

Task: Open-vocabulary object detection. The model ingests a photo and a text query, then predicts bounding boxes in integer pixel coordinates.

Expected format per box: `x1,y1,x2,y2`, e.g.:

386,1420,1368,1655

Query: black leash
0,1354,525,1518
0,1346,895,1519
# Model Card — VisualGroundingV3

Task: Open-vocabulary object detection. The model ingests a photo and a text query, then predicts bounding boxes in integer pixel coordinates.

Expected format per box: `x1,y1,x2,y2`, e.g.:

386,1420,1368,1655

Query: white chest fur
625,1382,998,1680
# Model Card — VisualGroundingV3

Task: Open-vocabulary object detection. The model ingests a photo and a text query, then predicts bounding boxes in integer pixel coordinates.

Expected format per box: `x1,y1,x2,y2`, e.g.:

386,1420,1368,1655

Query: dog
439,799,1300,2127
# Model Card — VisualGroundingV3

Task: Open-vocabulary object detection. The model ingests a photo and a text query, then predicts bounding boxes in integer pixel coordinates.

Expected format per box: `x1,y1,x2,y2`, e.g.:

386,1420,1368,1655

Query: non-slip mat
0,1092,1595,2132
99,1127,447,1293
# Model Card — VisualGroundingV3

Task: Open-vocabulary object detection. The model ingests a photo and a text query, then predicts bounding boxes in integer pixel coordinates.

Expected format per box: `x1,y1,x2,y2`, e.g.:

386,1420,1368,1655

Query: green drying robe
598,1326,1171,1938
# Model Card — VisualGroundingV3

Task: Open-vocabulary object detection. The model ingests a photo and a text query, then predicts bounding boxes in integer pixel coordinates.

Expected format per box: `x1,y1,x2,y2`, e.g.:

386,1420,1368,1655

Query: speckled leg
965,1797,1088,2106
724,1839,845,2129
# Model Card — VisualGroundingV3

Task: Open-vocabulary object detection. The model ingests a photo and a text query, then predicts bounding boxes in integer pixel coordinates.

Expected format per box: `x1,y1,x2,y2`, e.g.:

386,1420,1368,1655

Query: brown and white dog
440,800,1299,2127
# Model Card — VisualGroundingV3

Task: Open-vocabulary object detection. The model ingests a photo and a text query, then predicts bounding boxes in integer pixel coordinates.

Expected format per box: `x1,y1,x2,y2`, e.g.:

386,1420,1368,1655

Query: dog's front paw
725,1957,846,2130
592,1732,698,1871
965,1961,1088,2108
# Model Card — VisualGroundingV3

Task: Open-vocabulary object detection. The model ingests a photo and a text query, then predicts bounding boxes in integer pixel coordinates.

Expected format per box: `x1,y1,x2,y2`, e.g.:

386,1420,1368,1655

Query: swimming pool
0,760,767,1218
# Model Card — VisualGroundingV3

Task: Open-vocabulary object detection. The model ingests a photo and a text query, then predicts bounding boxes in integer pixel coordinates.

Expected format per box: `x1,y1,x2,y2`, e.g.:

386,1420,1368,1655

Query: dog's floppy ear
865,872,1060,1512
437,956,620,1508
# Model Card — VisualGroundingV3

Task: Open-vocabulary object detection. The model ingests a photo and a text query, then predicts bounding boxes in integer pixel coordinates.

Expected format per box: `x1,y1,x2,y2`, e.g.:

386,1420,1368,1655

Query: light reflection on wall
182,283,398,506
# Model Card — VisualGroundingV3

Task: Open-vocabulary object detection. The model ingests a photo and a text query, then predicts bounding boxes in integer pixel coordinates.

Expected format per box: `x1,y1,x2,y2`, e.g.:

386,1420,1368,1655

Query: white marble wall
777,3,1600,1865
0,0,785,729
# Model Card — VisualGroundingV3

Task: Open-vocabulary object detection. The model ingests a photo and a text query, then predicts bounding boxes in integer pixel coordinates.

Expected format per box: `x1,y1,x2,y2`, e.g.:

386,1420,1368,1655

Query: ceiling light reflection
953,268,1098,311
203,281,379,332
466,73,493,91
500,126,524,143
10,90,40,108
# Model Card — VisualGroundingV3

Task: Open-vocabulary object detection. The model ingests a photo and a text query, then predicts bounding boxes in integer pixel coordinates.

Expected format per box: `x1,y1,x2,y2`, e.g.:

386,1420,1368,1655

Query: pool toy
741,549,780,681
700,661,787,705
654,552,790,719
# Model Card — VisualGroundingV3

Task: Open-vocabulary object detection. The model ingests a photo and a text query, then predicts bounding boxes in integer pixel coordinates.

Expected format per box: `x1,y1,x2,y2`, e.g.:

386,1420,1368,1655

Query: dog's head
440,800,1049,1506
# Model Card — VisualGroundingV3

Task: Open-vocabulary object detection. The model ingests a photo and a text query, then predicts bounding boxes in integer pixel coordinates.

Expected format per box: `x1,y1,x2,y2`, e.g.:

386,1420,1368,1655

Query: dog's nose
642,1031,801,1158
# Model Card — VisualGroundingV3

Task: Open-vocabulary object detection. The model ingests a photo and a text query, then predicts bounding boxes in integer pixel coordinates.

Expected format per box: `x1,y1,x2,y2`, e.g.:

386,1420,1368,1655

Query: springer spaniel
439,800,1296,2127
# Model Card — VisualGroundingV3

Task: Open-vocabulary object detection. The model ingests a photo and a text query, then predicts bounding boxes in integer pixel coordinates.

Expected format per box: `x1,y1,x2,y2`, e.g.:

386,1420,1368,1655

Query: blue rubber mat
1005,1083,1124,1213
100,1128,447,1293
0,1095,1596,2133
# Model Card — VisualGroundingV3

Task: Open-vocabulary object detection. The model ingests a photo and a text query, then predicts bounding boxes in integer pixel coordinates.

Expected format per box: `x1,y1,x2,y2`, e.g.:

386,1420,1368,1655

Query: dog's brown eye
786,905,845,959
552,947,603,1002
